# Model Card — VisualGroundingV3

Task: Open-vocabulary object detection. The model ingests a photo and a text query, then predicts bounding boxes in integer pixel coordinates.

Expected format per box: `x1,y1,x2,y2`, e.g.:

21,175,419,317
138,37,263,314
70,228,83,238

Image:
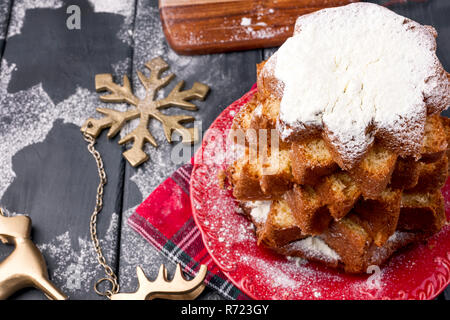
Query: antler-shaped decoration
81,57,210,167
110,264,208,300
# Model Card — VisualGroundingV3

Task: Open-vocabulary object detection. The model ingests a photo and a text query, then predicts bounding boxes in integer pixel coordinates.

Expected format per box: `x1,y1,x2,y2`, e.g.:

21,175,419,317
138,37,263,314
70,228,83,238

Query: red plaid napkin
128,161,249,300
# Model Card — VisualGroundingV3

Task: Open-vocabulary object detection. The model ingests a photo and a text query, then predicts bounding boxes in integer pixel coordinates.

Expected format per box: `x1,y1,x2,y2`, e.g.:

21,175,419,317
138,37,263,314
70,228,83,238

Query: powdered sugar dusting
0,59,129,200
88,0,135,45
286,236,340,262
240,17,251,27
0,2,11,41
247,200,271,224
88,0,133,16
0,56,131,296
118,206,179,290
37,213,119,293
7,0,63,38
272,3,449,168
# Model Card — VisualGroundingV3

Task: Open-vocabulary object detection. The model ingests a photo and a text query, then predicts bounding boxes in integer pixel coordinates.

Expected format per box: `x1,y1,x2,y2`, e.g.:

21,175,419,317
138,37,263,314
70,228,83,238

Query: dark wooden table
0,0,448,300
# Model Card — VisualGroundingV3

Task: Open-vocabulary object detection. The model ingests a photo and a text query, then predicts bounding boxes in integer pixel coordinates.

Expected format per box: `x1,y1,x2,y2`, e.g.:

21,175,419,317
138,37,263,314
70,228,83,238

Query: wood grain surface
159,0,358,54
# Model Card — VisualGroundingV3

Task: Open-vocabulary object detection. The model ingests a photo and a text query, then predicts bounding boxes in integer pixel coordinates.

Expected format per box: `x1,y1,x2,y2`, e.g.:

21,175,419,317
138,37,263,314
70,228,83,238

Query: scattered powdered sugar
368,231,416,265
241,25,290,41
312,288,321,298
88,0,134,16
240,253,299,289
247,200,271,224
88,0,135,45
236,222,256,242
224,139,246,166
285,236,340,262
0,59,129,199
0,2,141,297
286,255,307,267
273,3,448,168
0,2,11,41
37,213,119,294
186,9,290,45
385,231,409,243
253,103,263,116
117,206,183,290
240,17,251,26
239,17,268,31
6,0,135,44
235,249,350,299
6,0,63,38
0,58,130,297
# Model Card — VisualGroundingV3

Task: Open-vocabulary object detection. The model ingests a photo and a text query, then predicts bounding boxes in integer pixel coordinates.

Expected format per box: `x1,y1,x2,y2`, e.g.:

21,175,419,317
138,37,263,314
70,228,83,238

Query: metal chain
82,130,119,299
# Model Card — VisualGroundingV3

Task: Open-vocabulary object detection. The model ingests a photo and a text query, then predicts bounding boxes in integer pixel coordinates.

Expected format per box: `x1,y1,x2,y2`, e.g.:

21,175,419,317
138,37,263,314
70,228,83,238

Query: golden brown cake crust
349,144,397,199
321,218,371,273
240,201,306,248
420,114,448,163
316,171,360,220
229,163,271,201
353,188,402,247
407,155,448,193
390,157,421,189
285,185,332,235
399,190,446,234
290,138,338,185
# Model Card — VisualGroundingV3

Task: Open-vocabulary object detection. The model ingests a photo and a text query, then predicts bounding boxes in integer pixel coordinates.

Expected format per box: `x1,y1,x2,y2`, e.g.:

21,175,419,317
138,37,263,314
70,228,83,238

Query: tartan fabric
128,163,249,300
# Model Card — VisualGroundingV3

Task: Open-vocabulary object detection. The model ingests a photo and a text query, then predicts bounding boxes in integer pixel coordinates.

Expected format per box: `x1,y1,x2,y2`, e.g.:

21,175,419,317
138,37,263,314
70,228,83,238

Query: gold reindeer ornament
110,264,207,300
0,208,67,300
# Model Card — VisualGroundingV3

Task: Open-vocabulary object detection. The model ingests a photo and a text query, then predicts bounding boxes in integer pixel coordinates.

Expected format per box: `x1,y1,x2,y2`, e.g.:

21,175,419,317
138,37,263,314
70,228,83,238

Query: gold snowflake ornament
81,57,210,167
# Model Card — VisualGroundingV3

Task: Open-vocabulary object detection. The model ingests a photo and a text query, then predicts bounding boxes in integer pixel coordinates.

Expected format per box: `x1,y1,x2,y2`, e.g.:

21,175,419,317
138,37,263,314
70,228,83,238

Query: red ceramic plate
190,87,450,300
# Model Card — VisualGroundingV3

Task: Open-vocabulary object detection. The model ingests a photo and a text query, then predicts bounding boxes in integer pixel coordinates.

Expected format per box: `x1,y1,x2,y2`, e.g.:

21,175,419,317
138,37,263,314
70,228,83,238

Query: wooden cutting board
159,0,358,55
